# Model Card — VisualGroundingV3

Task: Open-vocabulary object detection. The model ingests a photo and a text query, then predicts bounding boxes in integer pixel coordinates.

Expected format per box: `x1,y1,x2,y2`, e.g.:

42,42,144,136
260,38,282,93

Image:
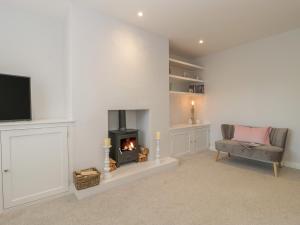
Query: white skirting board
283,161,300,170
73,157,179,200
209,148,300,170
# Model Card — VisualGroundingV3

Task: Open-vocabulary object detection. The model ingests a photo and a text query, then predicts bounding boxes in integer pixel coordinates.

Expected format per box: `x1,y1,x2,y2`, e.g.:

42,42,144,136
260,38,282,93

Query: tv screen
0,74,32,121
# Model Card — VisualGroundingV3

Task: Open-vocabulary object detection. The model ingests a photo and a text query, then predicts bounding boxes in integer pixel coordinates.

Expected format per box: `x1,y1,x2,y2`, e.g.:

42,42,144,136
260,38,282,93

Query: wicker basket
73,168,100,190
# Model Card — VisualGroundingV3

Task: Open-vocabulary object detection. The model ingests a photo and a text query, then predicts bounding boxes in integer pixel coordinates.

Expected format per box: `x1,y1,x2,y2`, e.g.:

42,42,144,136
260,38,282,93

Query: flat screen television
0,74,32,121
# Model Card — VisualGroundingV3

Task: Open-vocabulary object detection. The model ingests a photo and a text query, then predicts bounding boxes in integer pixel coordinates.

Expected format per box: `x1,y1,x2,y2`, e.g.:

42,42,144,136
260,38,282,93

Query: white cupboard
170,124,210,156
193,128,210,152
0,120,72,210
170,130,190,156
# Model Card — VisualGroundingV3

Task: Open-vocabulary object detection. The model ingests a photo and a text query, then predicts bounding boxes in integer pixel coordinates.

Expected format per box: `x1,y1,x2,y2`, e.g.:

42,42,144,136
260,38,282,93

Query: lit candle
191,100,195,124
104,138,111,148
156,131,160,140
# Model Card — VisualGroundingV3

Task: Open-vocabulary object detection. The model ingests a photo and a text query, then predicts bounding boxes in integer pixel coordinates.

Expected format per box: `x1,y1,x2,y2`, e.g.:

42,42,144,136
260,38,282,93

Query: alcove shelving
169,58,204,95
168,58,209,156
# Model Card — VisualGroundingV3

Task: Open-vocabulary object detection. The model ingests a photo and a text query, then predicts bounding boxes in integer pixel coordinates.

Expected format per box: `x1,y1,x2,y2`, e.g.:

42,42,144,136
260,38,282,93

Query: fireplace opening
121,137,137,151
109,110,139,167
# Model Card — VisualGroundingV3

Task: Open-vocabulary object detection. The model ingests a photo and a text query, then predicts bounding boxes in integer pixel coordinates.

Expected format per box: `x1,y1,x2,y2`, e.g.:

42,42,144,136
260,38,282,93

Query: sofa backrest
221,124,288,149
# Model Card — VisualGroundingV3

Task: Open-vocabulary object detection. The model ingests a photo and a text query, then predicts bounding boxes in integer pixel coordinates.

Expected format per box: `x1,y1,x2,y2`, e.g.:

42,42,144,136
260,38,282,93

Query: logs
139,146,149,162
109,158,117,172
140,146,149,155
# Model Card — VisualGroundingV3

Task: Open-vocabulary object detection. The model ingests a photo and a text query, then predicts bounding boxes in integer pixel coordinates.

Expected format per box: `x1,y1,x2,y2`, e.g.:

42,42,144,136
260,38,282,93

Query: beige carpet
1,151,300,225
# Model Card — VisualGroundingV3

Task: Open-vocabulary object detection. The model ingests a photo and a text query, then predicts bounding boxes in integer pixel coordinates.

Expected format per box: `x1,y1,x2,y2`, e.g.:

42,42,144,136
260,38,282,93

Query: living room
0,1,300,224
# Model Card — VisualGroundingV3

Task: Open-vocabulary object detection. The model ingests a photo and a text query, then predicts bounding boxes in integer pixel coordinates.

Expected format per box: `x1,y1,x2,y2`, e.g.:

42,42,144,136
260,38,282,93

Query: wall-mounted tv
0,74,32,121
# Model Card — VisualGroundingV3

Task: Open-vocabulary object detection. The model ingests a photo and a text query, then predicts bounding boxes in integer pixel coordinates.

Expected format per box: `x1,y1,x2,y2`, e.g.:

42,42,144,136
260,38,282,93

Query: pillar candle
191,100,195,124
156,131,160,140
104,138,111,147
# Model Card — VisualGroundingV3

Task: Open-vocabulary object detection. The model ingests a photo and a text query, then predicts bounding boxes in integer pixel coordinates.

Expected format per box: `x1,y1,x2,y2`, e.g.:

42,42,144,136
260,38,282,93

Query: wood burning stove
109,110,139,167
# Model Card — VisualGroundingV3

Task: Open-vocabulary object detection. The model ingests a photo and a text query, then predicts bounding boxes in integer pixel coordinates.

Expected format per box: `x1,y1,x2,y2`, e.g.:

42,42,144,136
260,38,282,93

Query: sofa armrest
221,124,235,140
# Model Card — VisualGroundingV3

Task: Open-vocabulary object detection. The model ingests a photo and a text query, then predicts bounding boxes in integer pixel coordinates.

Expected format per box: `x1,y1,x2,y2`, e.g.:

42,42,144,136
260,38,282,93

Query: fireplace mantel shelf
73,157,178,200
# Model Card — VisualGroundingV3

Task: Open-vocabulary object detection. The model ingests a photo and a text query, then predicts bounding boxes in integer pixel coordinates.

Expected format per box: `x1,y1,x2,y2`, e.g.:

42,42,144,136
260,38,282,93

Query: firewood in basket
80,171,98,176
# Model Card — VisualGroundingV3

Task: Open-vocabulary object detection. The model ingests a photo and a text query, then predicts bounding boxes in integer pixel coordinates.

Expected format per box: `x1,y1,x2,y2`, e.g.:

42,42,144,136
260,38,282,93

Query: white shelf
169,74,204,83
170,123,210,130
0,119,75,130
169,58,204,70
169,91,203,96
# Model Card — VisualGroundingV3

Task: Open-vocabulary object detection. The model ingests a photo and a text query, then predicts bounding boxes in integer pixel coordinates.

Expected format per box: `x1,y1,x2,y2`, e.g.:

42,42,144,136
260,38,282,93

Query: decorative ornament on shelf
155,131,160,163
103,138,112,179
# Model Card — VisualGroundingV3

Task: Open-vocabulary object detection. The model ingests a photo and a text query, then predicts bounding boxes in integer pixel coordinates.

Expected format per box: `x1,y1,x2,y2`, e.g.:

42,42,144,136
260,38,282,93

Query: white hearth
73,157,178,200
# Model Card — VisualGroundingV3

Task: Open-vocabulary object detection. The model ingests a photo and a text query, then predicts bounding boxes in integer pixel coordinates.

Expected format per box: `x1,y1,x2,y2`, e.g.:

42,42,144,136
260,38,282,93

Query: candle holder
103,144,112,179
155,138,160,163
191,101,195,124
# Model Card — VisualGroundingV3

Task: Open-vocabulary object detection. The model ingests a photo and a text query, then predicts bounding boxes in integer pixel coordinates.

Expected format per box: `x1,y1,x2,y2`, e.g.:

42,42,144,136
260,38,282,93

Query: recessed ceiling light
199,40,204,44
137,11,143,17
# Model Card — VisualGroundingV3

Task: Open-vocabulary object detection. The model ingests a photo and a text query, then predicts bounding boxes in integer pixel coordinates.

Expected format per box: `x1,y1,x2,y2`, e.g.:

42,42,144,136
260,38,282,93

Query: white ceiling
4,0,300,58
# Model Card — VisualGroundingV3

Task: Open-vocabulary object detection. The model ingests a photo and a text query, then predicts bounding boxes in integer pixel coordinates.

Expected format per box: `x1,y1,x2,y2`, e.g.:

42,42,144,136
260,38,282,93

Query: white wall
69,4,169,169
197,28,300,167
0,4,67,119
108,110,138,130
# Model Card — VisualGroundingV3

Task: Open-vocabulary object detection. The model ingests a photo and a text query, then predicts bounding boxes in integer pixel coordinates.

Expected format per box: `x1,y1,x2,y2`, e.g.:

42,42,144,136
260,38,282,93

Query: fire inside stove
120,137,137,151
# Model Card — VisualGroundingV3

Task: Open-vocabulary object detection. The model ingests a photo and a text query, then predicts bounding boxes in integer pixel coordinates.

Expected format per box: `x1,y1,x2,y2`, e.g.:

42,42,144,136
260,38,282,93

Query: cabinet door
194,128,210,152
188,131,196,153
170,130,189,156
1,127,69,208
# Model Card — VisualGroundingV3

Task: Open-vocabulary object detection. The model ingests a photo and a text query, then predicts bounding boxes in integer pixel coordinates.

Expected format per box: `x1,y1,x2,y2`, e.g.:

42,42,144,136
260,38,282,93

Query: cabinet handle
3,169,9,173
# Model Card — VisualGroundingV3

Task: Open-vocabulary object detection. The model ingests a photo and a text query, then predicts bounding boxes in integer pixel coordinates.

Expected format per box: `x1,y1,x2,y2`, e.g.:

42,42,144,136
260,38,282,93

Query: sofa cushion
215,140,283,162
221,124,288,148
232,125,271,145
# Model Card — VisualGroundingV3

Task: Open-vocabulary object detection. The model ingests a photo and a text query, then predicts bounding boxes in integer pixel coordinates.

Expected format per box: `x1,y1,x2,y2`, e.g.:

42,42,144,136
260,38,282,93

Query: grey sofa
215,124,288,177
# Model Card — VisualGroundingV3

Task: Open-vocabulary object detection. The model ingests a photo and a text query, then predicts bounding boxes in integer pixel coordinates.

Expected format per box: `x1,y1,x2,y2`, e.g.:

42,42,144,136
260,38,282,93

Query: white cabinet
0,120,72,209
170,124,210,156
193,128,210,152
170,130,190,156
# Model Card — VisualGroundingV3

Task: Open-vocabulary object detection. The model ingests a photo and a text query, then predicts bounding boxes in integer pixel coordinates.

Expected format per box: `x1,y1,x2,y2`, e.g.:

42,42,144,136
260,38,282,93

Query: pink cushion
233,125,271,145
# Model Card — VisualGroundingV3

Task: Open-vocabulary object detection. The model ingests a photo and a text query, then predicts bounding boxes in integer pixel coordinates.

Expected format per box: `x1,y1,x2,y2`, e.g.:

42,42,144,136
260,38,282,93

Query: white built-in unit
169,58,204,70
169,57,208,134
170,124,210,156
169,58,204,95
169,90,203,97
0,120,73,211
169,58,209,153
169,74,204,83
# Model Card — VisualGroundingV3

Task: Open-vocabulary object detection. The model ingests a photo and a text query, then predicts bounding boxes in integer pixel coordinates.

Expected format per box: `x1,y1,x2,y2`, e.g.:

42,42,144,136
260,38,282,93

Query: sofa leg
216,151,220,161
228,153,231,158
273,162,279,177
279,162,282,168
